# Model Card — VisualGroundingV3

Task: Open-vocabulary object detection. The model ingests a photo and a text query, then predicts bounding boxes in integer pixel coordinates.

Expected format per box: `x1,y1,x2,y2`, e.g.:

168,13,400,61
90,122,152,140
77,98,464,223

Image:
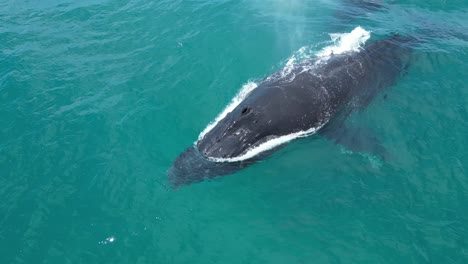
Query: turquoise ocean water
1,0,467,263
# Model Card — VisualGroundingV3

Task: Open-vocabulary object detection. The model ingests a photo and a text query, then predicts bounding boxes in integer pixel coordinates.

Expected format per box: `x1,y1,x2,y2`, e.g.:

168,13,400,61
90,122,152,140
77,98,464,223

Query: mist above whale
168,27,413,187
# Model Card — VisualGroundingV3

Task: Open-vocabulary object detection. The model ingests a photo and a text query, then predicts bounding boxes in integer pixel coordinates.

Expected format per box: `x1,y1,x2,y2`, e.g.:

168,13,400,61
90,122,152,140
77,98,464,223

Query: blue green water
1,0,467,263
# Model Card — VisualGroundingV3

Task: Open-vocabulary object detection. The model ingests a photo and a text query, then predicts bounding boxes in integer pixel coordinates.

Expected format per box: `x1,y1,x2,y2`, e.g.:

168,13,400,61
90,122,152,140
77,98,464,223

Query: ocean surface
1,0,467,263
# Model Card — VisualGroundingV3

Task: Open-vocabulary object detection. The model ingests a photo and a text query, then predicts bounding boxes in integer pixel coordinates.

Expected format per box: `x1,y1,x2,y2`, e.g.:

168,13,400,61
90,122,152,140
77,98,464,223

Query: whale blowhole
241,107,251,115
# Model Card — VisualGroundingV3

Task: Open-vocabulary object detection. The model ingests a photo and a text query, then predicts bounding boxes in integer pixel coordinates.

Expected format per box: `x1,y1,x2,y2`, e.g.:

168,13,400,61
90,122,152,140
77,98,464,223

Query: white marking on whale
208,123,327,163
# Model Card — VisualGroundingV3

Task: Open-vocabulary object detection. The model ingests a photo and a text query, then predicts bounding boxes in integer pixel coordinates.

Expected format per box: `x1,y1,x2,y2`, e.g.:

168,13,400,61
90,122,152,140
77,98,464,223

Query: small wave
197,27,370,162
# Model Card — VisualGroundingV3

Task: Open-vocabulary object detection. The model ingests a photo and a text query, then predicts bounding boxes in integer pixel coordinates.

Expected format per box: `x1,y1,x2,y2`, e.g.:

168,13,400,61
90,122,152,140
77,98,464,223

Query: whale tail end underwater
167,30,417,188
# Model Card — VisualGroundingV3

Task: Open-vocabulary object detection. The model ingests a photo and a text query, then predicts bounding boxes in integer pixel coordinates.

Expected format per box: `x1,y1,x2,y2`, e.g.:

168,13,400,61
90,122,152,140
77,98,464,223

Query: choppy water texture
1,0,467,263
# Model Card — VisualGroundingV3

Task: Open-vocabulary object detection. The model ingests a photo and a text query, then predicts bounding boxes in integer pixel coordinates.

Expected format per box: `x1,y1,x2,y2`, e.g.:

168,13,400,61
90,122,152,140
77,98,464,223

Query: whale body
168,33,412,187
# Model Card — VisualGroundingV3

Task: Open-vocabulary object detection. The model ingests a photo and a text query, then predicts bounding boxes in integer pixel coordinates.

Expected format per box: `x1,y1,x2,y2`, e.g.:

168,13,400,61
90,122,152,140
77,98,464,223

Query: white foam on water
196,27,371,162
98,236,116,245
198,81,258,141
317,26,371,57
276,26,371,80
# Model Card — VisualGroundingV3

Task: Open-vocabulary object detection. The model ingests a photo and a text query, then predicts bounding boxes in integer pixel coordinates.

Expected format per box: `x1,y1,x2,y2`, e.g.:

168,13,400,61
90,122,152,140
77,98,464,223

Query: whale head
196,104,273,160
167,84,319,187
167,103,270,187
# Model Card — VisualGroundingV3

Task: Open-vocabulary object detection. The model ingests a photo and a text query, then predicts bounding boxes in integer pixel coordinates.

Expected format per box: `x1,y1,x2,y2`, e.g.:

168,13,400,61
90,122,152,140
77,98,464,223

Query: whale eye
241,107,251,115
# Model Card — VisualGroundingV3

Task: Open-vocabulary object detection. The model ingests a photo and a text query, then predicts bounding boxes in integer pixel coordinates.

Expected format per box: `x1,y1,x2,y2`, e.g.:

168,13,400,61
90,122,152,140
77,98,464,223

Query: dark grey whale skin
168,35,413,187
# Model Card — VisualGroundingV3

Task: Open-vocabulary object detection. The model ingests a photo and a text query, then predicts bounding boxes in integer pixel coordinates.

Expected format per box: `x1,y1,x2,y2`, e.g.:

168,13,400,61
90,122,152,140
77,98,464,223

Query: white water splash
276,26,371,80
98,236,115,245
197,27,371,162
317,26,371,57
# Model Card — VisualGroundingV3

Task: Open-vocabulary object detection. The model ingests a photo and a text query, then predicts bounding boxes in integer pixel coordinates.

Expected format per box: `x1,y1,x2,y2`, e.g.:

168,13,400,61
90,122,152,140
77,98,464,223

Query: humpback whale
168,28,413,187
